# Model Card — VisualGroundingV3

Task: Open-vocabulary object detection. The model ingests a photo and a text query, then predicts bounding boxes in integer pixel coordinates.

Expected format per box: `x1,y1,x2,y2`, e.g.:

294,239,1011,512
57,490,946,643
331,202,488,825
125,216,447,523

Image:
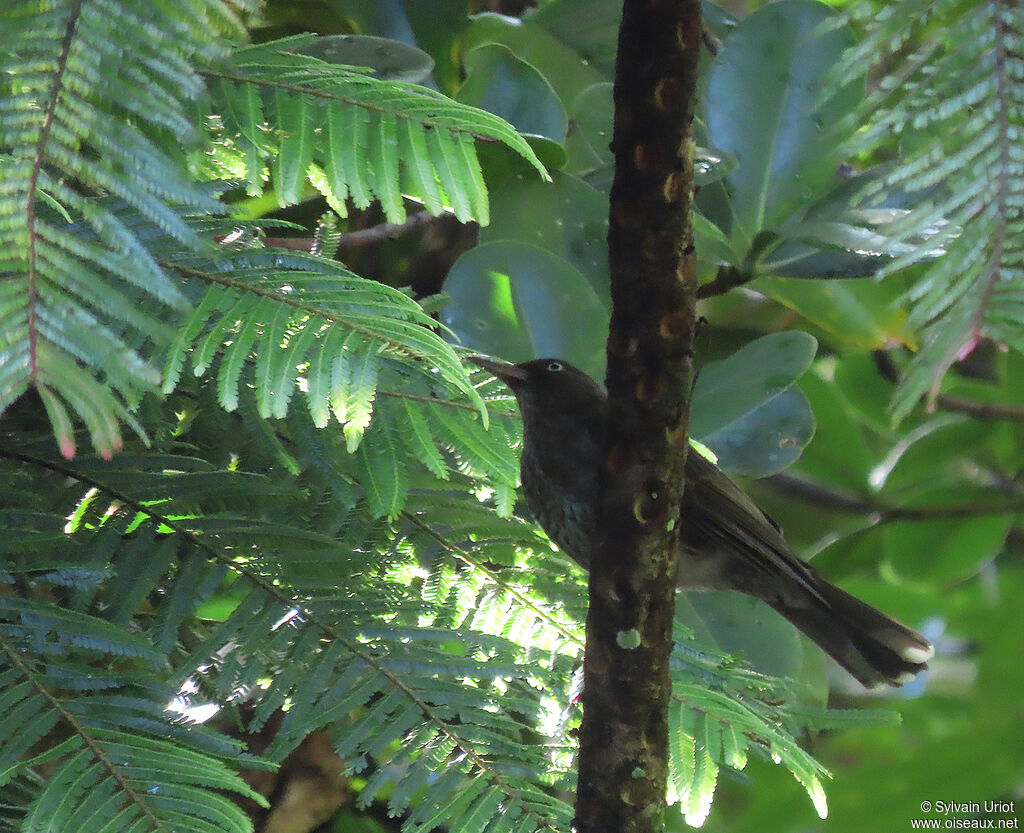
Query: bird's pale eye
546,361,564,372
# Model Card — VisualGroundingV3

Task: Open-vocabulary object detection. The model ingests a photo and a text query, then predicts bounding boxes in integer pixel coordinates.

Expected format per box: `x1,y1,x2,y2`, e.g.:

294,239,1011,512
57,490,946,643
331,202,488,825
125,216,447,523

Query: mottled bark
574,1,702,832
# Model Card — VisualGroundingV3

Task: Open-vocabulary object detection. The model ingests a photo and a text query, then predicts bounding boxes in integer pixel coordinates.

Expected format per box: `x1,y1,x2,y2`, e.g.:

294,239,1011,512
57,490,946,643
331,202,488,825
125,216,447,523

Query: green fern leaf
426,127,474,222
370,113,404,222
331,104,374,209
355,418,408,519
397,399,450,479
831,0,1024,417
340,344,380,451
0,0,229,455
399,118,445,215
683,713,720,827
272,90,317,205
207,37,549,224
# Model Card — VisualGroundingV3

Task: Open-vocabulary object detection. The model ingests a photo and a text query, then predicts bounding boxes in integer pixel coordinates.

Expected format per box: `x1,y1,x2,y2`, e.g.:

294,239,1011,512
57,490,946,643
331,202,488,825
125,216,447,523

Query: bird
469,355,935,689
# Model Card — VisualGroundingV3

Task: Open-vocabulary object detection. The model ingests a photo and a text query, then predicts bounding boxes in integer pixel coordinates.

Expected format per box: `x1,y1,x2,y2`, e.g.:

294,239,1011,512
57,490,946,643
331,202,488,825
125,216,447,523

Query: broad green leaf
872,417,994,495
457,45,568,142
793,369,873,491
529,0,622,76
474,133,568,192
882,501,1012,583
702,386,815,478
676,592,806,680
566,82,614,173
694,212,741,266
690,331,818,440
832,353,902,432
296,34,434,83
755,275,918,351
331,0,465,91
442,241,609,379
479,171,609,301
463,13,606,109
706,0,859,252
694,147,739,187
759,241,890,279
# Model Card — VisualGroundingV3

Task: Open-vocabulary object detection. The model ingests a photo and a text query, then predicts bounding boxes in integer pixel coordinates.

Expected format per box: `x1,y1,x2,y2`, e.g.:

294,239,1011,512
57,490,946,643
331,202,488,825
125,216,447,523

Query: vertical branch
574,1,702,832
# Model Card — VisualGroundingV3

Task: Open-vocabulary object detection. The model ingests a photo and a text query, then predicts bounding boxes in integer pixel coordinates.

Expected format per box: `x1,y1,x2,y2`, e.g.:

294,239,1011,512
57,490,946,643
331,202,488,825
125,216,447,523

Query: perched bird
469,355,934,689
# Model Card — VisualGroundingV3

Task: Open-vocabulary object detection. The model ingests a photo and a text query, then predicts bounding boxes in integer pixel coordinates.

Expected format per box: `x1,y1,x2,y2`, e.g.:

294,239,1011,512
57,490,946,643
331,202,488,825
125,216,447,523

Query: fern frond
0,608,265,833
835,0,1024,419
155,240,534,522
162,248,486,448
667,672,830,822
205,36,548,223
0,443,577,831
0,0,238,457
0,373,846,833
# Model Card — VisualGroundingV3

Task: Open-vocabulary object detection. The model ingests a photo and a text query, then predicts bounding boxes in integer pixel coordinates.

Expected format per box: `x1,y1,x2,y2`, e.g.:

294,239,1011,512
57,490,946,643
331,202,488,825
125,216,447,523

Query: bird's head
468,356,607,430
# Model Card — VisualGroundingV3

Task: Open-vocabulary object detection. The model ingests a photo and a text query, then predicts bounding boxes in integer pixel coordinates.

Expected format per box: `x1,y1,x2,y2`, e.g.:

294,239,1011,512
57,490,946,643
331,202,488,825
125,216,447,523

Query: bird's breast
520,442,598,566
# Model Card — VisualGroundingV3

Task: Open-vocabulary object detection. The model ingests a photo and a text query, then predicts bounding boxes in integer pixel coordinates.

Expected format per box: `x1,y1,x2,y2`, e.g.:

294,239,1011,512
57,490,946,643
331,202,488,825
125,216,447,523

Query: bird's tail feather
772,579,934,689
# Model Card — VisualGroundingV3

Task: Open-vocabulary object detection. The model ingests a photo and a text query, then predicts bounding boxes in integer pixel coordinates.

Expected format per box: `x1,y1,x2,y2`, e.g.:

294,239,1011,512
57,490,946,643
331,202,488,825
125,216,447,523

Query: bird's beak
468,356,529,383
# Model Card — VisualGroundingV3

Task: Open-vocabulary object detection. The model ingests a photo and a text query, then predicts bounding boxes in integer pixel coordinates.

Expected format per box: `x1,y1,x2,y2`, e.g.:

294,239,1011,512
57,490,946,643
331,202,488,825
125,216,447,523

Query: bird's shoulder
682,450,824,600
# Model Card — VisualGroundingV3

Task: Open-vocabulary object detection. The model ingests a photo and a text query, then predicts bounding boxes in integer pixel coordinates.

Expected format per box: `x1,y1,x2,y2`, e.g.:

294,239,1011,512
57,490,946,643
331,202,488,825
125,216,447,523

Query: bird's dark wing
680,450,827,604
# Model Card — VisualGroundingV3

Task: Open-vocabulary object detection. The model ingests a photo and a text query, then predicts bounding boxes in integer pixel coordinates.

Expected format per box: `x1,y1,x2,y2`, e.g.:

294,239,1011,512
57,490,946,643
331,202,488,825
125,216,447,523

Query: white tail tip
901,642,935,664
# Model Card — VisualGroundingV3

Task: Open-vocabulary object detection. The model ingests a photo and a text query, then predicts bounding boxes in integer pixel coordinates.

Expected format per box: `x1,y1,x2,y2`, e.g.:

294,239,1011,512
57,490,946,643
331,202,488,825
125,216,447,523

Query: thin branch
259,210,440,254
334,210,439,249
768,472,1024,521
873,350,1024,421
933,393,1024,422
767,474,878,515
696,264,750,299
